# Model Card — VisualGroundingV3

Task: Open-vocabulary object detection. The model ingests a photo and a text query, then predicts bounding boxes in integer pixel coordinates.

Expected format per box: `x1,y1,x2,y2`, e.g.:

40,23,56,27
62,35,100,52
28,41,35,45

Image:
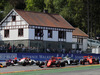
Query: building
72,28,88,51
0,9,74,53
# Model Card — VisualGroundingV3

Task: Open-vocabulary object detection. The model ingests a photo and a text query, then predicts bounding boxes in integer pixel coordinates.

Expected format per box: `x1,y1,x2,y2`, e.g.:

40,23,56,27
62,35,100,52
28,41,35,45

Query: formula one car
80,56,99,65
35,61,45,66
39,57,65,68
6,57,20,66
62,56,79,65
0,63,7,68
6,57,35,66
6,59,15,66
0,63,3,68
18,57,35,66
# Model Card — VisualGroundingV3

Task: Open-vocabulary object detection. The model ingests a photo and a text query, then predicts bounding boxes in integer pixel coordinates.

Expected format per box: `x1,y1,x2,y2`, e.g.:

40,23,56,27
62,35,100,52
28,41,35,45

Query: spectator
46,48,50,53
76,49,79,54
22,47,25,52
7,42,10,48
12,44,16,52
61,48,65,53
8,46,12,53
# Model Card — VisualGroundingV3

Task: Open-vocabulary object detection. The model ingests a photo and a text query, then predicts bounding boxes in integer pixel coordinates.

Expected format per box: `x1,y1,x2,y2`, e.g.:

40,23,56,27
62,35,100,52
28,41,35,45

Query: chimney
43,10,48,13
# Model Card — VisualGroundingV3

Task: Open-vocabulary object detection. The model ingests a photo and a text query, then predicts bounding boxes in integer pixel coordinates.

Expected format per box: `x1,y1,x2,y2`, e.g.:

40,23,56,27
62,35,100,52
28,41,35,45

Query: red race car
80,56,99,65
39,57,65,68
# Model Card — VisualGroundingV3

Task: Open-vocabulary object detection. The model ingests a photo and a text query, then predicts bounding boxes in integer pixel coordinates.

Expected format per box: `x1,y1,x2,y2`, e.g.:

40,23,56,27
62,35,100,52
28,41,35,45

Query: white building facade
0,9,74,53
72,28,88,51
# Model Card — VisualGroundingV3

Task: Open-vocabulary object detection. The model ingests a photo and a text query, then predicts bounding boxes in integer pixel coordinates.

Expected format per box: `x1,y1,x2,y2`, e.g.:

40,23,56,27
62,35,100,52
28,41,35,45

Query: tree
0,0,6,21
44,0,54,13
9,0,26,9
2,0,26,20
3,2,13,17
0,0,5,10
25,0,45,12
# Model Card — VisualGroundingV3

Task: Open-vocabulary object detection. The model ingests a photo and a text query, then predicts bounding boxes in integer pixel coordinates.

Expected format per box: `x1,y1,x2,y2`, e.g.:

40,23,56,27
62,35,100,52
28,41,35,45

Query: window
35,29,43,37
4,29,9,38
12,15,16,21
18,28,23,36
58,31,66,39
48,30,52,38
77,38,83,44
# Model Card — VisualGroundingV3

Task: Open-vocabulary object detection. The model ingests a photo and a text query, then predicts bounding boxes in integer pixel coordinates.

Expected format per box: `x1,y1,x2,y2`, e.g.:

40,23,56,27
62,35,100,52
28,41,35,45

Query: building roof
15,9,74,29
72,28,88,37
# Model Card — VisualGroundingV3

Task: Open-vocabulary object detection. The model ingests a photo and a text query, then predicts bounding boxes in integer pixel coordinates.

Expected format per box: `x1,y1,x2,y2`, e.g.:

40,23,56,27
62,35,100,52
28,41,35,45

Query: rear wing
83,56,93,58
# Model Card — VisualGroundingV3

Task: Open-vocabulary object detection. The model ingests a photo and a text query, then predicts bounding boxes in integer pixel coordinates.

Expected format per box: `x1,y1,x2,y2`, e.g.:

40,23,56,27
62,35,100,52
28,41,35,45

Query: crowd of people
0,43,83,54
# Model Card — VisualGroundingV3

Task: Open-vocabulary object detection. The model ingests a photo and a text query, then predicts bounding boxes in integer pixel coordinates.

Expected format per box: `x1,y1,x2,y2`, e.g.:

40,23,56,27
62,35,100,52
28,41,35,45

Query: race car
36,61,45,66
0,63,7,68
80,56,99,65
18,57,35,66
6,57,21,66
39,57,65,68
62,56,79,65
6,59,15,66
0,63,3,68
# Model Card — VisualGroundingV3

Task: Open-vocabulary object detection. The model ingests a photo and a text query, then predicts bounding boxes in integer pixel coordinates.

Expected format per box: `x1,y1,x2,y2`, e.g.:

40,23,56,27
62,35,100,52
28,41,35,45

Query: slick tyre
60,62,65,67
56,61,60,67
39,65,44,68
22,62,26,66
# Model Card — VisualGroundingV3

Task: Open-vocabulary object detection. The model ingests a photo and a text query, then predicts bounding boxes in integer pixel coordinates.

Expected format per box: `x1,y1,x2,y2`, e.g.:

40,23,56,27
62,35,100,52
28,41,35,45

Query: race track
43,68,100,75
1,63,100,75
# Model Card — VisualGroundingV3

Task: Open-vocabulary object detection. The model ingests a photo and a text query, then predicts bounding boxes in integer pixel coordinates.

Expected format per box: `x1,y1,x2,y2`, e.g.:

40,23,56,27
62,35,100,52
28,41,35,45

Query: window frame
35,29,43,37
48,30,52,38
4,29,9,38
77,38,83,44
18,28,23,37
12,15,16,21
58,31,66,39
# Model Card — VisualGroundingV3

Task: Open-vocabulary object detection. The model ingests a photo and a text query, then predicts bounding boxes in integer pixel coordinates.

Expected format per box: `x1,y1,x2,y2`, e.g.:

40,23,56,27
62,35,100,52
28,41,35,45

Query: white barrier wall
92,47,100,54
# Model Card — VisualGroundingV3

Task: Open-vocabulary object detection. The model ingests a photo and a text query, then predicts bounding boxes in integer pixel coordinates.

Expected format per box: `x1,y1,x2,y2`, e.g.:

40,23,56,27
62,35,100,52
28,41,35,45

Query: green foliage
44,0,54,13
25,0,45,12
3,2,13,17
9,0,26,9
0,0,5,10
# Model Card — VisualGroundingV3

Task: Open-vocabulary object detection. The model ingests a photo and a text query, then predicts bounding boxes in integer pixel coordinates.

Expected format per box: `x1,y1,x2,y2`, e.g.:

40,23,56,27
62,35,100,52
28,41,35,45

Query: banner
0,53,100,61
0,53,17,61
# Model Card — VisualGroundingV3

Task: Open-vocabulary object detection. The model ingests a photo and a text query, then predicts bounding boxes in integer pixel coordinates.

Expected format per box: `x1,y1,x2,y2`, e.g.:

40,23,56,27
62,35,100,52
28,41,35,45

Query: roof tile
73,28,88,37
15,9,74,29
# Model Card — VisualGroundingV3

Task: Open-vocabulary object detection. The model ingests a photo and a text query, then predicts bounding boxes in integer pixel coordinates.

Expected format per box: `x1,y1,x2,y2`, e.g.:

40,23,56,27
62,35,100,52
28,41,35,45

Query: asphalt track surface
1,64,100,75
43,68,100,75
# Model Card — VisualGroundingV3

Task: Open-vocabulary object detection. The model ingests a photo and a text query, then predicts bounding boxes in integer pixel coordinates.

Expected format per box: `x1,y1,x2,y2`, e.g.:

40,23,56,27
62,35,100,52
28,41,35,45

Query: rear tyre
97,59,99,64
22,62,26,66
39,64,44,68
56,61,60,67
60,62,65,67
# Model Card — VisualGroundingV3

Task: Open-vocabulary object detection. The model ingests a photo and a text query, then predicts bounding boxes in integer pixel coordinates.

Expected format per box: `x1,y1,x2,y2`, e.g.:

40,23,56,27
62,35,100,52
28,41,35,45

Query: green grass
1,65,100,75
